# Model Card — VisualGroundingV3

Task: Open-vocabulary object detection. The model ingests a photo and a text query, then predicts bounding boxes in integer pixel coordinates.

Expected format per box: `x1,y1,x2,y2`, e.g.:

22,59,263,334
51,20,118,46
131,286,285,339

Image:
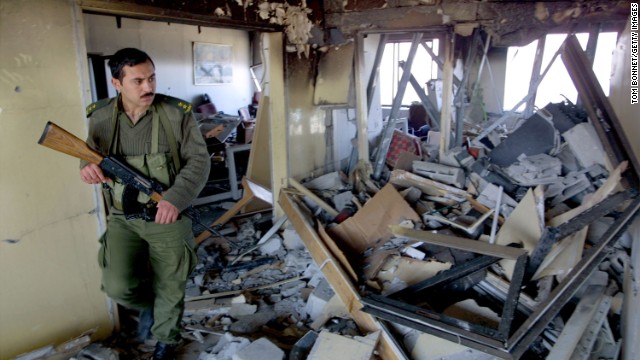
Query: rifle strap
156,104,182,173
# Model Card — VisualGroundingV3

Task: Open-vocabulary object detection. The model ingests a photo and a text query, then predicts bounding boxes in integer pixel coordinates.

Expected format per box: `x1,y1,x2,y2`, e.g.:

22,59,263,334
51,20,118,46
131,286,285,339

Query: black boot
153,341,177,360
136,308,154,342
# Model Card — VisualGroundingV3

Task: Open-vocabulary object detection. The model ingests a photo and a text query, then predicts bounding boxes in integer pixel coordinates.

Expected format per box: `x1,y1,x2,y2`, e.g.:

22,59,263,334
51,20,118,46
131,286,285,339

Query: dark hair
108,48,155,81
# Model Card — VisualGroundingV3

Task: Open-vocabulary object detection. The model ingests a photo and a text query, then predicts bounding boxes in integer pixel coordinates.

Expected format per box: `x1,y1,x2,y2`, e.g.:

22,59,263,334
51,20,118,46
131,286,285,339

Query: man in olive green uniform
80,48,210,359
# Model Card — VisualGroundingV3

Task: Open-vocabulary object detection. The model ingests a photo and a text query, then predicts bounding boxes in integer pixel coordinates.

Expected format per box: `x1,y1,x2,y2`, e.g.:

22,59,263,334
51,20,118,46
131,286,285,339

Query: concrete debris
289,330,319,360
413,160,466,188
306,330,378,360
75,343,120,360
562,122,608,170
258,234,283,255
232,337,284,360
282,226,305,250
200,333,251,359
305,278,335,321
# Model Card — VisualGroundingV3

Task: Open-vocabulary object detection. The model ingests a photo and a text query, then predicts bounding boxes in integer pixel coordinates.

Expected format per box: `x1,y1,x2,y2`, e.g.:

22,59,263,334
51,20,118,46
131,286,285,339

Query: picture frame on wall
193,42,233,85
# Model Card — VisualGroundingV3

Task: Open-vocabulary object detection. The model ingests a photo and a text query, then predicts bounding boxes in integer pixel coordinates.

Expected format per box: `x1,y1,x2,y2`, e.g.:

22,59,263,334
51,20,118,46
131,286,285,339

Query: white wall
84,14,253,115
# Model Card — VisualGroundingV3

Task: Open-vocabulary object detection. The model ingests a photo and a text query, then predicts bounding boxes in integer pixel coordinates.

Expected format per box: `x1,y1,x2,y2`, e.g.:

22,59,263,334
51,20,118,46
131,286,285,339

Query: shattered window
380,39,440,107
504,32,618,112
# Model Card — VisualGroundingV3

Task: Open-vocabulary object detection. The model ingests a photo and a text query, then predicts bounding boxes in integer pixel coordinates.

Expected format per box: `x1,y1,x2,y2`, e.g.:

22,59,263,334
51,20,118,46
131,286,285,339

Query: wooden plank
265,32,288,218
317,222,358,283
246,95,271,189
279,190,404,360
194,177,272,245
288,178,339,218
389,225,526,260
389,169,470,198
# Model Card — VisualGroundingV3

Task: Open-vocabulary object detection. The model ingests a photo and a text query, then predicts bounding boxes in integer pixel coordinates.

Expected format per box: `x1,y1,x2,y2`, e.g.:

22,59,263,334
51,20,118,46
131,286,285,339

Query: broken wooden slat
389,225,526,260
195,177,273,245
279,190,405,360
390,169,470,198
288,178,339,218
317,222,358,283
467,196,505,225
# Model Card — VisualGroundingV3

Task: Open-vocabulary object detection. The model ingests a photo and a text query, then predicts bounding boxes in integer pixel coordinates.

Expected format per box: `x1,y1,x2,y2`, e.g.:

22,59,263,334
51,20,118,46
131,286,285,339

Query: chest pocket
110,152,176,210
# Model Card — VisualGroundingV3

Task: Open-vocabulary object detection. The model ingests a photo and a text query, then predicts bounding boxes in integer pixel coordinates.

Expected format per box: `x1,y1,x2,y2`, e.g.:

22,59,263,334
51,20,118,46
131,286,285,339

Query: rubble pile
61,210,378,360
279,99,638,359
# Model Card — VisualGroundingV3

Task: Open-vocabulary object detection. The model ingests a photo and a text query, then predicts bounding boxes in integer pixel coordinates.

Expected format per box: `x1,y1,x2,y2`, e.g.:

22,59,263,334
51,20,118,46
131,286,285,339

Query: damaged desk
194,114,251,205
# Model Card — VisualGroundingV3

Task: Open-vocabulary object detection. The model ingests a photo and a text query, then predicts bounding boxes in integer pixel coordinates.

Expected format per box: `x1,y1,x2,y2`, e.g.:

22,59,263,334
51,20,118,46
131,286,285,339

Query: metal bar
524,35,546,118
508,196,640,358
421,41,462,87
373,32,423,179
497,253,527,339
367,34,388,113
471,34,492,103
390,226,526,260
472,36,564,146
576,24,600,108
361,295,504,349
524,227,560,283
399,61,441,131
554,190,632,238
389,255,499,298
453,30,481,147
525,190,632,282
561,34,640,188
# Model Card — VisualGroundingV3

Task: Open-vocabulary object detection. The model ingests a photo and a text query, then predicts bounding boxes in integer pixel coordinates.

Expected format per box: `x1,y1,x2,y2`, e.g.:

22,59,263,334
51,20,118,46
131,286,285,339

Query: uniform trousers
98,214,197,344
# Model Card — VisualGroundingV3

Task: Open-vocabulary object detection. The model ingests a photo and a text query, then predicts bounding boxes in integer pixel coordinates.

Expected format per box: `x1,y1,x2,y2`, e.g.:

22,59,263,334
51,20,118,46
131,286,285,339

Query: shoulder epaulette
86,98,112,117
157,94,193,113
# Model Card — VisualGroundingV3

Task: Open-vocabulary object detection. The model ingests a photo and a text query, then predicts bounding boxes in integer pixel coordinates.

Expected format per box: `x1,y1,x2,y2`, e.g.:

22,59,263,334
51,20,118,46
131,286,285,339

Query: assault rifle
38,121,164,204
37,121,227,242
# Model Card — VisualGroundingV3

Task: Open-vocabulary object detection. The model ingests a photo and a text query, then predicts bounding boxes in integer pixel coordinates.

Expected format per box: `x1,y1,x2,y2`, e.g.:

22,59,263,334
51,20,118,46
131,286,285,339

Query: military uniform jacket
83,94,211,212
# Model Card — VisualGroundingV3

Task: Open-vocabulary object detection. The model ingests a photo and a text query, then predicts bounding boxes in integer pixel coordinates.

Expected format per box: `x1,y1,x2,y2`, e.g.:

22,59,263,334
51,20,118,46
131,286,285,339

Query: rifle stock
38,121,163,203
38,121,105,165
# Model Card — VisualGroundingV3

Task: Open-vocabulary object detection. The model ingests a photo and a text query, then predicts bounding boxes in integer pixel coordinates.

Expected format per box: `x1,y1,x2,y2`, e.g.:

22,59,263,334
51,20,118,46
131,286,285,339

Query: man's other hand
80,164,110,184
155,200,179,224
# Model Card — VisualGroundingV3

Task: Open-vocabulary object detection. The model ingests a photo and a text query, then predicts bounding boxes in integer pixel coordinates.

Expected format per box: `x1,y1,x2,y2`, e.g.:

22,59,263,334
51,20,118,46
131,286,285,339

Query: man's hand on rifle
80,163,111,184
155,200,179,224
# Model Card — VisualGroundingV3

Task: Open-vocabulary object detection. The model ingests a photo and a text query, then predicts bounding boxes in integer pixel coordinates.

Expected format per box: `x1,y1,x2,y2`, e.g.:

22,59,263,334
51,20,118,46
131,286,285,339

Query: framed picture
193,42,233,85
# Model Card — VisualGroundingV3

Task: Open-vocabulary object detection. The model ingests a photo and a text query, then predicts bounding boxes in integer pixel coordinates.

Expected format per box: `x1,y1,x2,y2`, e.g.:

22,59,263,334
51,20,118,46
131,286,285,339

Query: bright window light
504,32,618,112
380,39,439,106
